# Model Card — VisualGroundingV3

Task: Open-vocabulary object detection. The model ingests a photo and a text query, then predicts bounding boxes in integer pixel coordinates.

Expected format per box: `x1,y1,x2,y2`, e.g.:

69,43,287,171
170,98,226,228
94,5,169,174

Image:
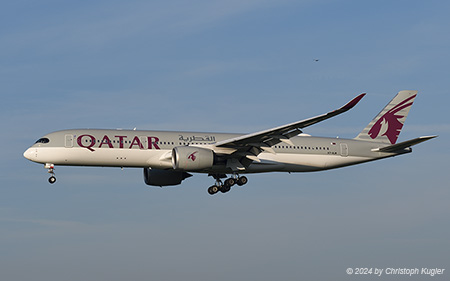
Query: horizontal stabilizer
372,135,437,153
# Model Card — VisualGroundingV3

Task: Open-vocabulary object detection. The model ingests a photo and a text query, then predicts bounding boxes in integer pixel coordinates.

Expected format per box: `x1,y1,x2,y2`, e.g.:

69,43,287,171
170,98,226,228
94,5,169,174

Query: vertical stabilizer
355,90,418,144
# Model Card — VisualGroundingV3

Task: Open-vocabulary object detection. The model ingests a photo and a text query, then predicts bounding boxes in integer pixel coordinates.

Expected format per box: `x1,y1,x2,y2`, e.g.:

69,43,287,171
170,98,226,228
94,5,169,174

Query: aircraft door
65,134,73,148
340,143,348,157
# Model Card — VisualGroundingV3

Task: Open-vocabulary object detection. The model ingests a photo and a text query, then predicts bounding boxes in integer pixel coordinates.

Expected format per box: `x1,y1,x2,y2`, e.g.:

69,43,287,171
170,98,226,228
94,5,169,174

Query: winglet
341,93,366,111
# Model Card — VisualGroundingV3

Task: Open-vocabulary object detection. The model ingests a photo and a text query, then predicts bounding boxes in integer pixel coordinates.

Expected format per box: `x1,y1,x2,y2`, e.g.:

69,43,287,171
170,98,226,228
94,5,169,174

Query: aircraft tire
208,185,219,195
225,178,236,187
220,184,231,193
48,176,56,184
237,176,248,186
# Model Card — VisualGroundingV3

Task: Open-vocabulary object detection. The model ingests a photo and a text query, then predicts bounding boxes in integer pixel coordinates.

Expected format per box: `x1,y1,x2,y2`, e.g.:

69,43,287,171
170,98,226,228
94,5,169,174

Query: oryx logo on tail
355,90,418,144
368,95,416,144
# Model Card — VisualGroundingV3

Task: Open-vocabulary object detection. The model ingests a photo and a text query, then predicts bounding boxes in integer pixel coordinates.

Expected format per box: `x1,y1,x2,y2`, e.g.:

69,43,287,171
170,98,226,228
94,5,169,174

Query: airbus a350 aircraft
24,90,436,195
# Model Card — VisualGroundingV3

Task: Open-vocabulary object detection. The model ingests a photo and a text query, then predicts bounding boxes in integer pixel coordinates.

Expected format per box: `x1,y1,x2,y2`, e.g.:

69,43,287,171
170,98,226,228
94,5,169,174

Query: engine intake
143,168,192,187
172,146,214,171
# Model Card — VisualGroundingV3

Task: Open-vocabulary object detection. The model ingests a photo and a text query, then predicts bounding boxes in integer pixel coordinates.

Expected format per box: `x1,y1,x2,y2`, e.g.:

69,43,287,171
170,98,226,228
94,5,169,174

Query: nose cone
23,148,35,161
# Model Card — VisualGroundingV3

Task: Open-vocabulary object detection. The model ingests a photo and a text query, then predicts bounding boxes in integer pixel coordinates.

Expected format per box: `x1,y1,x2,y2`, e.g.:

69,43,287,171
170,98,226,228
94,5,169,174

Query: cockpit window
35,138,50,144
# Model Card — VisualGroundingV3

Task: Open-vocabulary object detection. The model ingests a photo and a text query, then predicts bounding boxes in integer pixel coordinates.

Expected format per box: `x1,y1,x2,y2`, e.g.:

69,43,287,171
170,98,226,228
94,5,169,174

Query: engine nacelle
143,168,192,187
172,146,214,171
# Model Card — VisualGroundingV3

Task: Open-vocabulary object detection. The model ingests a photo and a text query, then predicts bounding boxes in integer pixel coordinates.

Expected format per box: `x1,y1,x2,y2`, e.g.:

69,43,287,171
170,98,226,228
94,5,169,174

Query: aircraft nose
23,148,35,161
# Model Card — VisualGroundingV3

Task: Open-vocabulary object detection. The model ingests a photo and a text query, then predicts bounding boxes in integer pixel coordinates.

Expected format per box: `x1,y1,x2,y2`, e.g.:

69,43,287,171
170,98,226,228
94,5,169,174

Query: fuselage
23,129,406,174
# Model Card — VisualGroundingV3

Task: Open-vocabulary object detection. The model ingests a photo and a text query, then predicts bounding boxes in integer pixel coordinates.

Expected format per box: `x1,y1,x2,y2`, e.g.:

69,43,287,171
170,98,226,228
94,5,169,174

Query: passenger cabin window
35,138,49,144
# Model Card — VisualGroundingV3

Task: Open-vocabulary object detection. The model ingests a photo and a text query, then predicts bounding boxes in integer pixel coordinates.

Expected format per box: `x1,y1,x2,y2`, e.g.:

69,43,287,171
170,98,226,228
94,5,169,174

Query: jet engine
143,168,192,187
172,146,214,171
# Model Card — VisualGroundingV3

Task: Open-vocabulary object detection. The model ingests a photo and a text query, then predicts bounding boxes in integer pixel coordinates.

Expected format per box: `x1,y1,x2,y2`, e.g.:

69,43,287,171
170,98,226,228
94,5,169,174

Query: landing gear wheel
220,184,231,193
48,176,56,184
207,174,242,195
224,178,236,187
208,185,219,195
237,176,248,186
45,164,56,184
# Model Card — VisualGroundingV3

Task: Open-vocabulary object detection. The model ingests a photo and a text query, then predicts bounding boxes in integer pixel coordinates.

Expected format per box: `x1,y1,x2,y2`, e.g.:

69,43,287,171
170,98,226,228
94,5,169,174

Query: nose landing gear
207,174,248,195
45,163,56,184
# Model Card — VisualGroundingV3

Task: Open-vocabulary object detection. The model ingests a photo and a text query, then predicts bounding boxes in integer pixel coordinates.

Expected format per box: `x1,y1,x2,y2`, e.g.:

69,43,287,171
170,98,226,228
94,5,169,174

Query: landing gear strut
45,163,56,184
207,174,248,195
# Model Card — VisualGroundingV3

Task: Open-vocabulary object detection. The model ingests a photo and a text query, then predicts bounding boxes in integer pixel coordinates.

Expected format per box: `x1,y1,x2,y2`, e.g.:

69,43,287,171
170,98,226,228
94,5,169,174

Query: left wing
214,93,366,157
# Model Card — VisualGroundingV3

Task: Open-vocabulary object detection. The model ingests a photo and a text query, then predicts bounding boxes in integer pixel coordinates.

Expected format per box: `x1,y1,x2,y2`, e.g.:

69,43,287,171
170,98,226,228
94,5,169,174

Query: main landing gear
45,163,56,184
207,174,248,195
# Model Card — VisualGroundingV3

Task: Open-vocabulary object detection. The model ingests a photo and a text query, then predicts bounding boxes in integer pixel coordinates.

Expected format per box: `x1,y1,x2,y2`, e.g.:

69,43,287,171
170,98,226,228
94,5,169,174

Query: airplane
23,90,436,195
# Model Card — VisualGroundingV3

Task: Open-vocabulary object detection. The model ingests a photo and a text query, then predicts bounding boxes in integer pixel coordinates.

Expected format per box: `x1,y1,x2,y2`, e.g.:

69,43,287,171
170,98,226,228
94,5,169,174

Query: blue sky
1,1,449,280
